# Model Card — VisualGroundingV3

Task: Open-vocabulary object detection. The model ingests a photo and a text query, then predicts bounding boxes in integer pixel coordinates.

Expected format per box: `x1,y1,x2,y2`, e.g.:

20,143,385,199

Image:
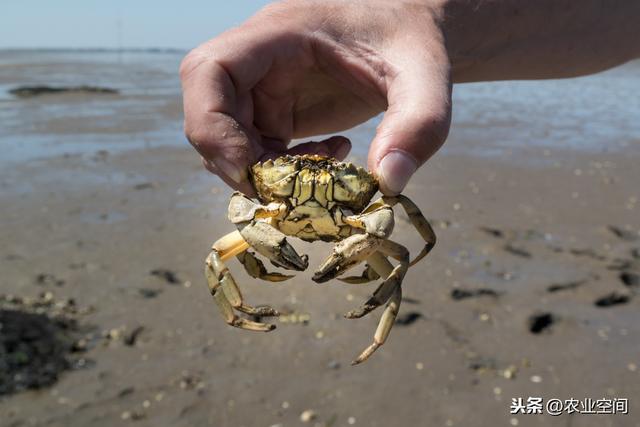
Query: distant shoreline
0,47,187,54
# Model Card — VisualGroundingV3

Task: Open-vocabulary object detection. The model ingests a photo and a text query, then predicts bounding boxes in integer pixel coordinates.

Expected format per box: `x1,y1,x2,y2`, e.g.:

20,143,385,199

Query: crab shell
250,155,379,214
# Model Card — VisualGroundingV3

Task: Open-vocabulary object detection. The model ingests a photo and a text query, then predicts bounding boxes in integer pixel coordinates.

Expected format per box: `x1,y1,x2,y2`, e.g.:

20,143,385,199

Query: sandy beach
1,50,639,427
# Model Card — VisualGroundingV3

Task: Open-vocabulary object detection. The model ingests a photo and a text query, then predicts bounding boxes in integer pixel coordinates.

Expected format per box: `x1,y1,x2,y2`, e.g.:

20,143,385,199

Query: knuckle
183,122,209,147
179,47,208,80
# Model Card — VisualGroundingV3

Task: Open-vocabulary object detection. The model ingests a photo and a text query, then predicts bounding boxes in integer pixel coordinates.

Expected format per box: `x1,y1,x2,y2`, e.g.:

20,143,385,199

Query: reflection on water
448,62,640,156
1,49,638,166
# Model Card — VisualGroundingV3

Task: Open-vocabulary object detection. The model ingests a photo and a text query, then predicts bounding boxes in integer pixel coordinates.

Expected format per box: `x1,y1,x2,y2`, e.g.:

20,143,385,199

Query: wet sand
1,51,639,427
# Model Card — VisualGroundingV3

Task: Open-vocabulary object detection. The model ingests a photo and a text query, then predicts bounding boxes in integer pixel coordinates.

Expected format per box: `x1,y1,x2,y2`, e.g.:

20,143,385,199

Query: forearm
437,0,640,82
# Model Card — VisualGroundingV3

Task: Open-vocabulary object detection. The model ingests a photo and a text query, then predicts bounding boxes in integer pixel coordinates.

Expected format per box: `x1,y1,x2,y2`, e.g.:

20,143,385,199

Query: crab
205,154,436,365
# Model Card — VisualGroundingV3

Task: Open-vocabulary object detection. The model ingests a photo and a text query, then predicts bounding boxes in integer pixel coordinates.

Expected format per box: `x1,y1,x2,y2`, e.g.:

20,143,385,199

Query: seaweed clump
0,293,93,395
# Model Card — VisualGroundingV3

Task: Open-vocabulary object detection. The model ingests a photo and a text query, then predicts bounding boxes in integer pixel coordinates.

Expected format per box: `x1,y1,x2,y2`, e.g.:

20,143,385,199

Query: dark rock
123,326,145,347
620,272,640,288
568,248,606,261
118,387,135,397
504,244,532,258
594,293,631,308
35,273,65,287
480,227,504,238
395,311,423,326
528,312,555,334
138,288,162,298
150,269,179,284
547,280,585,293
451,288,500,301
607,226,638,242
9,85,119,98
133,182,155,190
467,355,497,372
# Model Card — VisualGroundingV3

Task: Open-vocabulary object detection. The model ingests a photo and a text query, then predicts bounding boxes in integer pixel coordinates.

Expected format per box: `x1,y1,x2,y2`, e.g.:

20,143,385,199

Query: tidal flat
1,50,639,427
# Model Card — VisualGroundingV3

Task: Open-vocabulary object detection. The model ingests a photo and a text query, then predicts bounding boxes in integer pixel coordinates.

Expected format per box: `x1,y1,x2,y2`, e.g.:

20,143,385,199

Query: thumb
368,56,451,195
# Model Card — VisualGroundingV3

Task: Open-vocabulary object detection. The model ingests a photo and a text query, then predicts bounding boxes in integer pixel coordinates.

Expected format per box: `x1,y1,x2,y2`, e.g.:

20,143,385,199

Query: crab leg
382,195,437,266
353,286,402,365
343,253,396,315
357,240,410,317
351,241,409,365
237,251,294,282
213,230,250,261
205,231,280,332
338,263,380,284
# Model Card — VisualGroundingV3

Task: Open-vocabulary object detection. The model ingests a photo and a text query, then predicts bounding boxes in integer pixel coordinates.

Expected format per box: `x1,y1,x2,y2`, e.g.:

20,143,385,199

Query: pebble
300,409,317,423
106,328,121,340
415,362,424,371
502,365,518,379
530,375,542,383
348,416,356,425
315,331,325,339
628,363,637,372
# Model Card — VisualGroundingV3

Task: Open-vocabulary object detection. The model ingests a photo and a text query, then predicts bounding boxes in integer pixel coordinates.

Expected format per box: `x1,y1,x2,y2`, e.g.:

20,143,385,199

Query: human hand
180,0,452,195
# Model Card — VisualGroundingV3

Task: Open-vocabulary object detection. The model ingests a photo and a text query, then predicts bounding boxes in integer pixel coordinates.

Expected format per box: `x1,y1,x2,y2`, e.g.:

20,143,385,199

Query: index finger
180,26,275,187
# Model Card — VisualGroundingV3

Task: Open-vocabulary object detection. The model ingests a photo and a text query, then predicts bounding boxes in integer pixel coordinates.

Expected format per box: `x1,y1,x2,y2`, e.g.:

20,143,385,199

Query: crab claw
239,221,309,271
312,255,351,283
272,251,309,272
312,234,381,283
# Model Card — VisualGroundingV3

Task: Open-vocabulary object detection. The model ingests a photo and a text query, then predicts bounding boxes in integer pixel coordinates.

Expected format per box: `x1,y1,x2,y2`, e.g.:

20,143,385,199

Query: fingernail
213,157,246,184
378,151,417,194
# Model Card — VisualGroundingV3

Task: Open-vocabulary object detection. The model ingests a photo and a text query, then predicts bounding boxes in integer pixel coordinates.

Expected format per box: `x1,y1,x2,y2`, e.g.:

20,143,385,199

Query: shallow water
1,49,639,167
448,62,640,156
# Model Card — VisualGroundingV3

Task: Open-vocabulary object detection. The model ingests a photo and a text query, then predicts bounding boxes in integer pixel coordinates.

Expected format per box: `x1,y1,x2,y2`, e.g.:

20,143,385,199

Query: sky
0,0,274,49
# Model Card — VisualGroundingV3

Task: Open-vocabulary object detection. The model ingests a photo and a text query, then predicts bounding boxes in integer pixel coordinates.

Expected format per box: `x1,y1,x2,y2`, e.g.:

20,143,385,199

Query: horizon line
0,47,188,53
